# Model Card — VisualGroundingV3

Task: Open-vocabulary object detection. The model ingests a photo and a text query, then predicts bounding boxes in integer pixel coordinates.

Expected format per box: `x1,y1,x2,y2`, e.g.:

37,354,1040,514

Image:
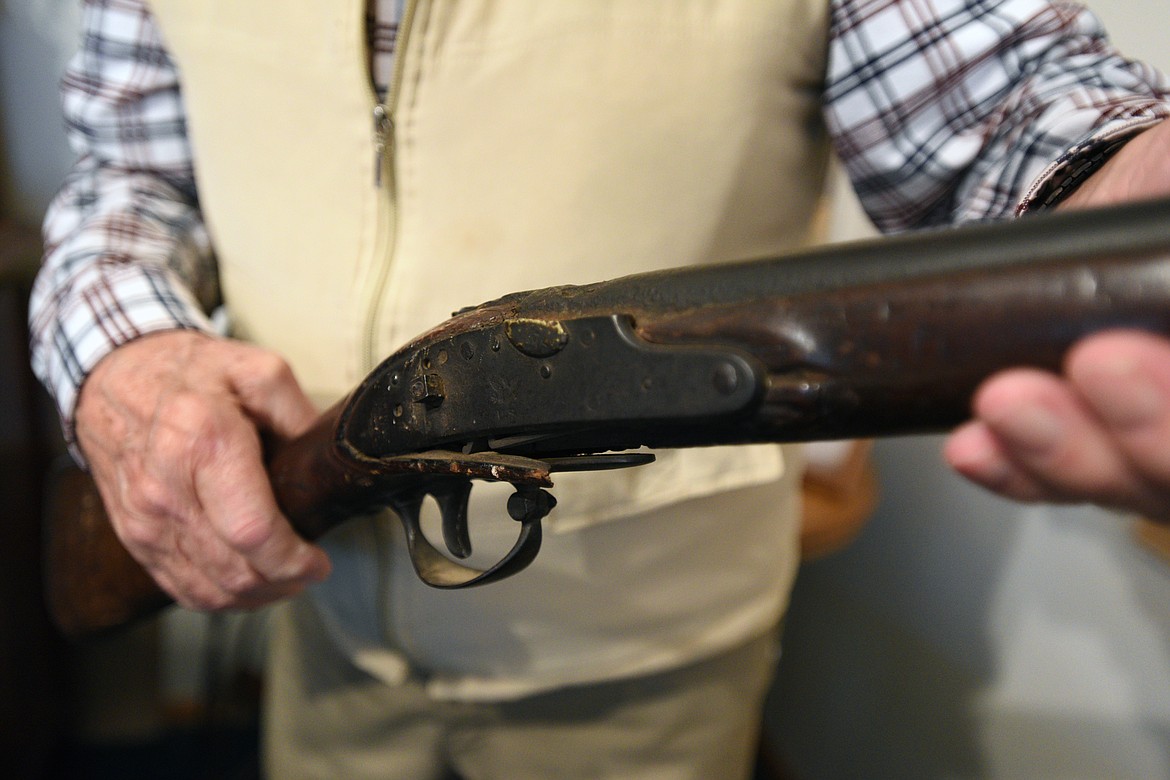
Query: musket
45,197,1170,638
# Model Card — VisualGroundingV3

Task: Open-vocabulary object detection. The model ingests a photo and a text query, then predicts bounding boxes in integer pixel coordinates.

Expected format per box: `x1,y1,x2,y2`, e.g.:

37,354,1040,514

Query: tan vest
149,0,831,695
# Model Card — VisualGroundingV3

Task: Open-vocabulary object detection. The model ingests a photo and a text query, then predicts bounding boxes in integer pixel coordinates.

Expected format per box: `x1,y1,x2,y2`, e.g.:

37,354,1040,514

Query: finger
149,549,305,612
223,347,319,439
958,368,1149,507
1064,330,1170,518
944,419,1052,503
71,332,330,611
141,387,329,604
192,421,331,589
158,528,319,610
148,550,244,612
97,456,252,610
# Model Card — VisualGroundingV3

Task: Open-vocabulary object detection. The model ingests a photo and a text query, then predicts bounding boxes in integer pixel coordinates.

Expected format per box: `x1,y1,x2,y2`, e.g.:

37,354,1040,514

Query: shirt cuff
1017,106,1170,216
42,262,214,457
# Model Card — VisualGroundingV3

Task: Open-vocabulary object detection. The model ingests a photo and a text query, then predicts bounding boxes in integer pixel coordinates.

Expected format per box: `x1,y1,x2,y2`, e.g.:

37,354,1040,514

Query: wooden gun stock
44,198,1170,639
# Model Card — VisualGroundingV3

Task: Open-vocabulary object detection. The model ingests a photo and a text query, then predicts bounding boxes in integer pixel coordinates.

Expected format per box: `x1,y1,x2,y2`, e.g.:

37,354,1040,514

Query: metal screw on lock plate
410,373,445,408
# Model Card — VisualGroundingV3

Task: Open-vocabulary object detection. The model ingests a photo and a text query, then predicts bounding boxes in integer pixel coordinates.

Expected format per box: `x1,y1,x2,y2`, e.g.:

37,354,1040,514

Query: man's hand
946,331,1170,521
946,120,1170,520
75,330,332,611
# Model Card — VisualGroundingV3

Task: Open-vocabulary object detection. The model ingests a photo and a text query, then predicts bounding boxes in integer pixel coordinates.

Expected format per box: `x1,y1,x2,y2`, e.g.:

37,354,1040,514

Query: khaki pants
263,595,779,780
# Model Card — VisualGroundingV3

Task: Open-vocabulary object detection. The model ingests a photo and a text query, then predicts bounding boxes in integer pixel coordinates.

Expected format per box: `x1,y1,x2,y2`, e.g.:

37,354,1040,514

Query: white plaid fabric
29,0,1170,444
828,0,1169,229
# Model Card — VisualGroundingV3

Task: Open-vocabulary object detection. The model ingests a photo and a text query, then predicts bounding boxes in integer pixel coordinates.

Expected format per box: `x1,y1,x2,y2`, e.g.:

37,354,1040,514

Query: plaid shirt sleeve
826,0,1170,232
28,0,217,444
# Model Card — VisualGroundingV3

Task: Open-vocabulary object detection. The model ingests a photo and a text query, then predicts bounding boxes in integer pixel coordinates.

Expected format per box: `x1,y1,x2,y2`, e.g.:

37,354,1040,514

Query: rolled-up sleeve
825,0,1170,232
29,0,218,445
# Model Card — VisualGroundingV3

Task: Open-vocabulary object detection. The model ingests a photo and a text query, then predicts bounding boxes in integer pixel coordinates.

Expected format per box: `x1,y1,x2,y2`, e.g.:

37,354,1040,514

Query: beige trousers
262,595,779,780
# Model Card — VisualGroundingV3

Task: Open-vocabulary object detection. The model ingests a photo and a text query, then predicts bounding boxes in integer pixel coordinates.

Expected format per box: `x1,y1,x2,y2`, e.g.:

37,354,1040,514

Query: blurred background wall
0,2,82,776
0,0,77,222
1,1,1168,778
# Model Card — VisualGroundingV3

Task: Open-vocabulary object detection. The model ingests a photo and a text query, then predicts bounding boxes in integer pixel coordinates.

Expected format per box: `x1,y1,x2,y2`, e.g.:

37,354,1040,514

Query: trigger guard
389,485,544,588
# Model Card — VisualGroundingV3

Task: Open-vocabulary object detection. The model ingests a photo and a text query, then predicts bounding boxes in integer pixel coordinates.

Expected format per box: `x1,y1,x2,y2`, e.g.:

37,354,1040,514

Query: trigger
433,480,474,559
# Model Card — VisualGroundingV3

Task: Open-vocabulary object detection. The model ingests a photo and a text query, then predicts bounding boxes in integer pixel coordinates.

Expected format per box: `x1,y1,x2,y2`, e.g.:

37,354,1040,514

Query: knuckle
237,348,296,393
127,475,176,515
157,390,210,428
158,389,216,430
118,514,165,552
119,484,181,545
255,352,295,384
222,513,275,553
154,396,221,452
154,392,244,465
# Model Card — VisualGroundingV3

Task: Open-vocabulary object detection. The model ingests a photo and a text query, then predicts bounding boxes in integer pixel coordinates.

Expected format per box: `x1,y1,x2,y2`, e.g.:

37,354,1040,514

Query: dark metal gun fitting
410,373,445,408
507,487,558,523
505,318,569,358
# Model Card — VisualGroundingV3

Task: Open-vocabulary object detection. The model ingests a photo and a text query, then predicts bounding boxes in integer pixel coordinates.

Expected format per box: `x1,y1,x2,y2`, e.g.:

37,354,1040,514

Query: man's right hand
74,330,332,611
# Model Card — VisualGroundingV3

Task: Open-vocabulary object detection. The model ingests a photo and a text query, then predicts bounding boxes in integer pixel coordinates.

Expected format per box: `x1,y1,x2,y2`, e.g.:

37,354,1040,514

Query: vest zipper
362,0,420,371
373,103,391,188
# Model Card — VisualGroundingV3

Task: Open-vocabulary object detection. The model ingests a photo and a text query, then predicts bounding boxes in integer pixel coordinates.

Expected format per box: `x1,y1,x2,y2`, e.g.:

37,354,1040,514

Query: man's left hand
945,119,1170,521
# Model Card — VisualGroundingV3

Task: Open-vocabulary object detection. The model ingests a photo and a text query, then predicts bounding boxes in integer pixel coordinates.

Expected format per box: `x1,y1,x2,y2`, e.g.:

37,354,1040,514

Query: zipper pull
373,103,392,187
